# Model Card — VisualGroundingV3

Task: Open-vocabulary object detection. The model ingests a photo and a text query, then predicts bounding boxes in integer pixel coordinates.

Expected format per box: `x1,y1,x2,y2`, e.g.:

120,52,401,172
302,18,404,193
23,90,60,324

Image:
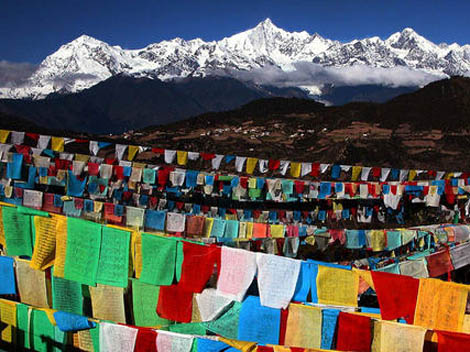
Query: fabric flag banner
100,322,138,352
321,309,340,350
2,207,33,256
0,256,16,294
436,330,470,352
316,266,358,307
96,226,130,288
256,253,301,309
414,279,468,332
371,271,419,324
203,301,242,339
131,278,170,327
157,284,194,323
371,320,426,352
51,137,65,152
53,311,95,332
31,214,58,271
0,299,17,344
156,330,194,352
216,246,257,302
336,312,371,352
144,210,166,231
16,258,49,307
134,327,157,352
0,130,10,143
31,309,56,352
90,284,126,323
51,275,83,315
195,288,232,322
140,233,177,286
64,217,102,286
178,242,220,294
284,303,322,349
293,261,318,302
238,296,281,345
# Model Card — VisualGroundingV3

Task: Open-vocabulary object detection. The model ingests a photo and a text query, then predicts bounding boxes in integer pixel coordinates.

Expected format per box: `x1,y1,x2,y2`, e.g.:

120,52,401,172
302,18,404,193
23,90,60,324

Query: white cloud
217,62,447,90
0,60,38,88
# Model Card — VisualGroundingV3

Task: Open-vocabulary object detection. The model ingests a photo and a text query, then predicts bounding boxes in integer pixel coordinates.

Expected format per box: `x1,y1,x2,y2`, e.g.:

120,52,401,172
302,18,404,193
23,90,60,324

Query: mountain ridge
1,18,468,99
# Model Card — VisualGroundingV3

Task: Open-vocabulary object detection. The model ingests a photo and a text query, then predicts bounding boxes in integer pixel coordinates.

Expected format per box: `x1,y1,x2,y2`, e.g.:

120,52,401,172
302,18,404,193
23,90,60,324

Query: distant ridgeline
2,127,470,351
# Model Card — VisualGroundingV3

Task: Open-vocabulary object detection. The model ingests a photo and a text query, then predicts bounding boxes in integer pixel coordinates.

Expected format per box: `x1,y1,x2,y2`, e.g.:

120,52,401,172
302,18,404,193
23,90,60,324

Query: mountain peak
69,34,103,45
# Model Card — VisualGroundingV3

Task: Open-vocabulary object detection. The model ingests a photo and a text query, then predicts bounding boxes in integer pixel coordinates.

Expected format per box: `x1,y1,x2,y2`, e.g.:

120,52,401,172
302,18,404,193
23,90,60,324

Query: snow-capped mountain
2,18,469,99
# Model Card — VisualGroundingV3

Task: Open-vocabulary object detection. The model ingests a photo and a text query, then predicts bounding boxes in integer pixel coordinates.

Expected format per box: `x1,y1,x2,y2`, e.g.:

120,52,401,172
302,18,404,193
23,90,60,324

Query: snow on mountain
1,18,469,99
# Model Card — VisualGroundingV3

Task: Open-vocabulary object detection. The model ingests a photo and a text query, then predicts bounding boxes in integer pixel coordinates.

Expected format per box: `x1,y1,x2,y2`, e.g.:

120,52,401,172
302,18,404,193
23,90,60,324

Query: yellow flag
270,224,285,238
246,157,258,174
414,278,469,332
51,137,64,152
89,284,126,323
317,266,359,307
31,215,58,271
219,338,257,352
0,207,5,247
245,222,253,239
290,162,301,178
408,169,417,181
74,154,90,162
285,303,322,349
53,215,68,278
371,320,426,352
131,231,142,278
0,299,17,343
352,166,362,181
177,151,188,165
128,145,139,161
370,230,385,251
203,218,214,237
0,130,10,144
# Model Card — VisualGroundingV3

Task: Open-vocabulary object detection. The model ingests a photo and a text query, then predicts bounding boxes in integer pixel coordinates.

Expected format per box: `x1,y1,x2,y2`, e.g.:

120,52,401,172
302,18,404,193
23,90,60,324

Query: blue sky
2,0,470,63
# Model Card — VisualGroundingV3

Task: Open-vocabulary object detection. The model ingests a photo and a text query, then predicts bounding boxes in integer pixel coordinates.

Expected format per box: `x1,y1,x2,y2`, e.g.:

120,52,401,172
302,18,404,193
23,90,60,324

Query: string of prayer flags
371,271,419,324
139,233,177,286
238,296,281,345
216,246,257,301
63,217,102,286
316,265,359,307
0,256,16,294
256,253,301,309
96,226,130,288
